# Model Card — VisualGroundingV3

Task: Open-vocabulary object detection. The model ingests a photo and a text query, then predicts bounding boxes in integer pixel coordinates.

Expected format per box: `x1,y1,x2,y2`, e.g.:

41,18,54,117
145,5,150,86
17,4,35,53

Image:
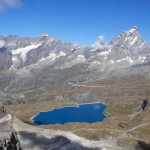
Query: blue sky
0,0,150,46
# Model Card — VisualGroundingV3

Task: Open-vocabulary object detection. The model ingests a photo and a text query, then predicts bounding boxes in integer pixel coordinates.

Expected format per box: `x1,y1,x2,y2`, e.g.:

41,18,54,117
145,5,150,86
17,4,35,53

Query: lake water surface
33,103,107,125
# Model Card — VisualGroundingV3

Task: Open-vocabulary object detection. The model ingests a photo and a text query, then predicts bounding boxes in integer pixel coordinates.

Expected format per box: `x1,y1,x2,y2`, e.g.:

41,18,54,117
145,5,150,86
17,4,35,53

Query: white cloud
0,0,22,12
92,35,105,49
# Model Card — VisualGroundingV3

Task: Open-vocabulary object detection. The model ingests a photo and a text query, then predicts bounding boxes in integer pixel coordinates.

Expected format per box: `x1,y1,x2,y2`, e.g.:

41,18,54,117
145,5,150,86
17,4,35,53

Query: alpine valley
0,27,150,150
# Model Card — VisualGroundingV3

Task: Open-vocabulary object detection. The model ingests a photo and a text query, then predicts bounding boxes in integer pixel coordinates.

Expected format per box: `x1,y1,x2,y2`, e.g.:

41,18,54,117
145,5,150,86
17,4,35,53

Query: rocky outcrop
0,131,22,150
0,105,22,150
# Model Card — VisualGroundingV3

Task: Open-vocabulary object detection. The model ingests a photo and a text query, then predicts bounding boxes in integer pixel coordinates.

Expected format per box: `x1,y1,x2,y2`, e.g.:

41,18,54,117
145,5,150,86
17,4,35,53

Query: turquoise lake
33,103,107,125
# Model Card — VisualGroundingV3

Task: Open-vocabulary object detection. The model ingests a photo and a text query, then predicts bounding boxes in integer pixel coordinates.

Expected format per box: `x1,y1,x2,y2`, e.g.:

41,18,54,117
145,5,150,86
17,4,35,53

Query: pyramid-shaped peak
108,26,143,47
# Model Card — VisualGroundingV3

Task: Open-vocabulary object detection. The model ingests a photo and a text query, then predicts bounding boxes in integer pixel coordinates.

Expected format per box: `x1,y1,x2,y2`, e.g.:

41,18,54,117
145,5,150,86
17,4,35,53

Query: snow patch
93,61,101,64
39,57,46,62
10,56,23,70
46,52,57,61
129,26,137,33
138,56,146,63
58,51,66,57
109,60,114,64
129,28,136,33
12,43,42,61
99,49,111,56
130,36,138,45
39,51,66,62
10,58,18,69
90,48,97,52
140,43,145,49
116,57,133,64
76,55,86,61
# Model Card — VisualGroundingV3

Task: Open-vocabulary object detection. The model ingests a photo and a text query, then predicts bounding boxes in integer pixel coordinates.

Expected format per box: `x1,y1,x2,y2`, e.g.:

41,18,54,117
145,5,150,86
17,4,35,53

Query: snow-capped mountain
0,26,150,73
107,26,150,61
85,26,150,72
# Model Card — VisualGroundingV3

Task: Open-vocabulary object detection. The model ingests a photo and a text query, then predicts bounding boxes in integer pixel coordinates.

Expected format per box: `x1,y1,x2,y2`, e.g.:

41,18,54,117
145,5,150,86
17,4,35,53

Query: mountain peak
128,26,138,33
40,33,49,37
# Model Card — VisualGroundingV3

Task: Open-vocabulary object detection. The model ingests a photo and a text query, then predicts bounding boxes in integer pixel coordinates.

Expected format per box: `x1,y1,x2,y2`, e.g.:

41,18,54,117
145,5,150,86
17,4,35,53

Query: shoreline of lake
31,101,107,125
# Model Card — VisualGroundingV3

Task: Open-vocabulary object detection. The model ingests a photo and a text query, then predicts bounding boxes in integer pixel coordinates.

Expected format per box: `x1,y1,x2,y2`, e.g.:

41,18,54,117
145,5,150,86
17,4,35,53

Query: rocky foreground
0,105,122,150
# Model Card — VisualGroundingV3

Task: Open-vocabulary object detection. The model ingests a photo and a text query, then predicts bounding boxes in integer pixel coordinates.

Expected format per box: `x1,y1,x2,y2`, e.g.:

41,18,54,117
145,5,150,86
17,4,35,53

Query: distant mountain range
0,26,150,104
0,26,150,72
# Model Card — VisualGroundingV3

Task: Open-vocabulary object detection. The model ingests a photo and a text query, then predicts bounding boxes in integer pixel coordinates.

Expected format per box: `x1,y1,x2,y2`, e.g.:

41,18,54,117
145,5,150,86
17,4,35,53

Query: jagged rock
0,105,22,150
0,131,22,150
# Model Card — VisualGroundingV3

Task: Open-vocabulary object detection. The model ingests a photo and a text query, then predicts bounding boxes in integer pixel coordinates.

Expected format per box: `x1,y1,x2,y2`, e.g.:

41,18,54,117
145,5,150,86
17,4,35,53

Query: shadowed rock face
135,141,150,150
0,131,22,150
19,132,99,150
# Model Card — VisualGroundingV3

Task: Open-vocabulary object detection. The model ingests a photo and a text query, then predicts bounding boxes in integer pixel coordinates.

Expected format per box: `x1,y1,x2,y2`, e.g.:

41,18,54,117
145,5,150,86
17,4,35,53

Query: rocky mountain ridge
0,26,150,73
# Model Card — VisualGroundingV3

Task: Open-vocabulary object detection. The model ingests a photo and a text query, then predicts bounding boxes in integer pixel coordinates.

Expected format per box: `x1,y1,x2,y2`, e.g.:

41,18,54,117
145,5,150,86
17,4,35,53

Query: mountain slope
0,27,150,103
